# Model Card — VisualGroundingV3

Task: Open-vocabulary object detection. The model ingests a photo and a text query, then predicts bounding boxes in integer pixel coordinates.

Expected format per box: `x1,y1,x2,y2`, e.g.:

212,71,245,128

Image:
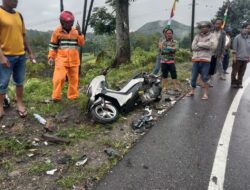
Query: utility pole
60,0,64,12
79,0,95,76
191,0,195,47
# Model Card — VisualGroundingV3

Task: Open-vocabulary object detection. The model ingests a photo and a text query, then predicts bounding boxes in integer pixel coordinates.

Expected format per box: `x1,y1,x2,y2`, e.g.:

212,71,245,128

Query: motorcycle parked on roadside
86,69,161,124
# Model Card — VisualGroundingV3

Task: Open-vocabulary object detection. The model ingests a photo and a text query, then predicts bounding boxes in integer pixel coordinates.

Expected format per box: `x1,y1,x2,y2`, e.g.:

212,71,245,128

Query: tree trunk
113,0,131,67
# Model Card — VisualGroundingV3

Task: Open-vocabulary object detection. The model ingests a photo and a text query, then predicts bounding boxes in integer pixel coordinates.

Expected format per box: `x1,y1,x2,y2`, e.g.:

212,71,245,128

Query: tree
106,0,135,67
89,7,116,35
216,0,250,36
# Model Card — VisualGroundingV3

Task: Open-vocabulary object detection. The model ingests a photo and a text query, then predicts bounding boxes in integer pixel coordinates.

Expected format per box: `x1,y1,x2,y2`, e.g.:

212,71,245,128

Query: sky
0,0,225,31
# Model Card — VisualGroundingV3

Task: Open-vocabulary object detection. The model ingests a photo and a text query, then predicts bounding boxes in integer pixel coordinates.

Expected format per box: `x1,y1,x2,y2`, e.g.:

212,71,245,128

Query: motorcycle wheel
91,103,119,124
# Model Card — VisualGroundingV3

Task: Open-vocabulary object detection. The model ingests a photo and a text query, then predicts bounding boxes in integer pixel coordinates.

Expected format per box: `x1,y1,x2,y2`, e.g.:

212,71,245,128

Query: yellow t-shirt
0,8,25,55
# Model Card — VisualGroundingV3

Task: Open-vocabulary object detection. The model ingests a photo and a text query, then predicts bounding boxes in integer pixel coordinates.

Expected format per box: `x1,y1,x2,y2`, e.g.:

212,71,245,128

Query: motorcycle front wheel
91,103,119,124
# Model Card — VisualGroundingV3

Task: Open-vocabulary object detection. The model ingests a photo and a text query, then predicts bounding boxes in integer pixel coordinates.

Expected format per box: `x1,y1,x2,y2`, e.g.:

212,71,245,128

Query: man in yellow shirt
0,0,35,118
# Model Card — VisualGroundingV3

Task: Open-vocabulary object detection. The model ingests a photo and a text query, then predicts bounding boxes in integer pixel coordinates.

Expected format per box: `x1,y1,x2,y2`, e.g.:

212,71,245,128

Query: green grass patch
28,161,54,175
56,126,100,142
57,168,93,189
99,138,128,152
0,137,32,156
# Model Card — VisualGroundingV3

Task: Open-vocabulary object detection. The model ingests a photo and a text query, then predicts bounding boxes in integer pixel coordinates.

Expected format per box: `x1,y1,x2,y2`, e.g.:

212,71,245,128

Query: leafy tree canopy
89,7,116,35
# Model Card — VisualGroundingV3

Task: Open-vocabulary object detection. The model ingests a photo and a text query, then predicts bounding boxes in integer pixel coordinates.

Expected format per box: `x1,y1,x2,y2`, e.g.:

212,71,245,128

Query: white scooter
87,69,161,124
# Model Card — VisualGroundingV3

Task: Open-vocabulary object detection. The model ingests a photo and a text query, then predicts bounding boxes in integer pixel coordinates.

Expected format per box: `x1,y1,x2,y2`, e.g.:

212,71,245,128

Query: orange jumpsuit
48,26,84,100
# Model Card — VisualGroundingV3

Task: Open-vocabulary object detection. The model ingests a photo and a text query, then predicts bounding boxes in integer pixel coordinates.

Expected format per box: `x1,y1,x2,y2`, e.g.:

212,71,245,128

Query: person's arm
76,22,85,47
24,34,36,63
0,48,10,67
232,36,238,63
192,35,200,51
48,30,59,65
19,12,36,63
197,41,211,50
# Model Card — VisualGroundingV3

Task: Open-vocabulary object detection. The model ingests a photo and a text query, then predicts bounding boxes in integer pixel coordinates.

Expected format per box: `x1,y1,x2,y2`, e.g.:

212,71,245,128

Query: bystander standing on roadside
186,21,215,100
0,0,36,119
231,23,250,88
209,18,226,84
159,28,179,92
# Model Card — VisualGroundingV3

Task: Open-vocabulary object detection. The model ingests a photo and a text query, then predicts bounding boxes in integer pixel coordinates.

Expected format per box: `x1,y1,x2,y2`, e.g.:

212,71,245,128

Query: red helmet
60,11,74,23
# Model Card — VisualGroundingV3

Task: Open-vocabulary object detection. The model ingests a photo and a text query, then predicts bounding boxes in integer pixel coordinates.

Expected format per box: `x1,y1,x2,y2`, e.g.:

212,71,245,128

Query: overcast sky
1,0,225,31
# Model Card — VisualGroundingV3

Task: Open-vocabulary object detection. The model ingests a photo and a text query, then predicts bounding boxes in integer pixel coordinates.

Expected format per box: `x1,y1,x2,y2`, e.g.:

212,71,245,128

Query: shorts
0,55,26,94
191,62,210,88
161,63,177,79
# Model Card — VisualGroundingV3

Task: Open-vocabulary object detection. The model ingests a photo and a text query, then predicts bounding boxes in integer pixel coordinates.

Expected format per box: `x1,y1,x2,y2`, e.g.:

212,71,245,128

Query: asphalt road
95,66,250,190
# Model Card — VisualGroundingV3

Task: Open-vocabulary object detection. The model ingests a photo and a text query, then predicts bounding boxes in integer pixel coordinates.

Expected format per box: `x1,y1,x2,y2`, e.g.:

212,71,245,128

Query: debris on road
46,169,57,175
75,155,88,166
33,114,47,125
104,148,120,159
41,134,70,145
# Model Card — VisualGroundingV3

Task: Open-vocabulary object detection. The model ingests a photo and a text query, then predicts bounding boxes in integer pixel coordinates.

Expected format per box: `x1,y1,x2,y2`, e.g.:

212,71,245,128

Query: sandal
201,95,208,100
186,92,194,97
16,109,28,118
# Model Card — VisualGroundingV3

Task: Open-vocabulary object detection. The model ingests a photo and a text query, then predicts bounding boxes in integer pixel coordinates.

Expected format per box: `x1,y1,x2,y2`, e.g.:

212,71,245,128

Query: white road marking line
208,77,250,190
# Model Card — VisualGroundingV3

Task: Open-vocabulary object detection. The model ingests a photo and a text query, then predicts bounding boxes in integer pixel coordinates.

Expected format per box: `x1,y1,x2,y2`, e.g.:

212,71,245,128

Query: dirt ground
0,83,189,190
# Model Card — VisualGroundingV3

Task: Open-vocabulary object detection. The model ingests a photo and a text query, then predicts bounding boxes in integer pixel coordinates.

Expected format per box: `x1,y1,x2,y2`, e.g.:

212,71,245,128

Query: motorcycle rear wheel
91,103,119,124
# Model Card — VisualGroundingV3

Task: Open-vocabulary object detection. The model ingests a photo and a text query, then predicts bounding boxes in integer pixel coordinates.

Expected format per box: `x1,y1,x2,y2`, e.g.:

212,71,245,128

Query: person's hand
48,58,54,66
159,42,163,49
76,21,82,35
29,53,37,63
0,55,10,67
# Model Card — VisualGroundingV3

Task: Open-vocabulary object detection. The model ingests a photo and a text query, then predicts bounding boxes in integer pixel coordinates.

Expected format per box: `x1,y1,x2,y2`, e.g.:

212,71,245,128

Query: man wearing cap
187,21,215,100
231,23,250,88
159,28,179,92
0,0,36,118
48,11,85,101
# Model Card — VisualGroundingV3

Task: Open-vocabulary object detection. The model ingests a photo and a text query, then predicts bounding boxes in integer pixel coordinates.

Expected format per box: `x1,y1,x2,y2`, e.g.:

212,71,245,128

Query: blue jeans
152,55,161,75
191,62,210,88
0,55,26,94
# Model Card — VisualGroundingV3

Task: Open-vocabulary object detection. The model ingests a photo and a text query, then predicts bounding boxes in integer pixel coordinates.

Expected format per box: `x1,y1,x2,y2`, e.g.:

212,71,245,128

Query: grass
28,161,54,175
0,137,32,156
56,125,100,142
57,168,94,189
99,138,129,153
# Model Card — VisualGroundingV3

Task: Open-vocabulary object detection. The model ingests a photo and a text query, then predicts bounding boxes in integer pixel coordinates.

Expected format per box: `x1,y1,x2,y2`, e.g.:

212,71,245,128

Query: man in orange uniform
48,11,84,101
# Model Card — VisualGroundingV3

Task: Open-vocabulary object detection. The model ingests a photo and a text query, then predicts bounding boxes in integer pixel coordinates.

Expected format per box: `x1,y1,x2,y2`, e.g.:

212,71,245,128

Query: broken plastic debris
1,125,6,129
75,155,88,166
44,141,48,146
27,153,35,157
46,169,57,175
171,100,177,105
158,109,166,115
33,114,46,125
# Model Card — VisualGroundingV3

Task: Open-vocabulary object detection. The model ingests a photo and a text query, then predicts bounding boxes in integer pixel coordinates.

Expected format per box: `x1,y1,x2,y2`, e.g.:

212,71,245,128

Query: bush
175,49,192,63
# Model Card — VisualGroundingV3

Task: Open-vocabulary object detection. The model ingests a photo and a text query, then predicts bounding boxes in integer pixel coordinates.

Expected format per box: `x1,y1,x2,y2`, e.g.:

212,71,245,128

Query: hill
136,20,191,40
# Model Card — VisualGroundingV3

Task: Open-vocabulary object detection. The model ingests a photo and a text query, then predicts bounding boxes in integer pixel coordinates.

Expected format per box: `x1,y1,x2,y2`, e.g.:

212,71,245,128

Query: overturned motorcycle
87,69,161,124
